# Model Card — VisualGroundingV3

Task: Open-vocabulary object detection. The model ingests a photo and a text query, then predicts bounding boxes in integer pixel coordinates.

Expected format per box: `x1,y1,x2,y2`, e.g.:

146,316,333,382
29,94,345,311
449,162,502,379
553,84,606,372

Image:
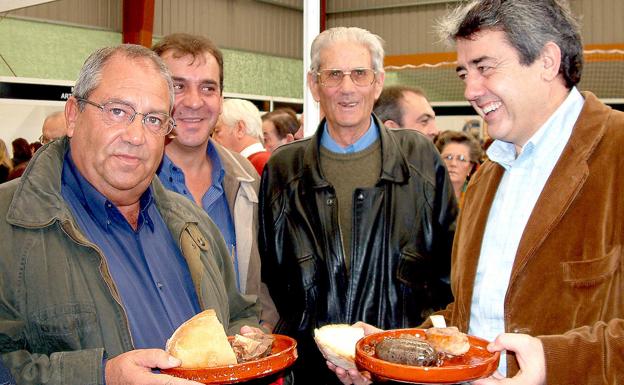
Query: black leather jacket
259,117,456,383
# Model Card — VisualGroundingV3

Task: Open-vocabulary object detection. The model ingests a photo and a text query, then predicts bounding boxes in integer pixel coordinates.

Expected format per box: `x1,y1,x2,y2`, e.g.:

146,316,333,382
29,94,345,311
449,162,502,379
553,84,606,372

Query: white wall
0,99,65,156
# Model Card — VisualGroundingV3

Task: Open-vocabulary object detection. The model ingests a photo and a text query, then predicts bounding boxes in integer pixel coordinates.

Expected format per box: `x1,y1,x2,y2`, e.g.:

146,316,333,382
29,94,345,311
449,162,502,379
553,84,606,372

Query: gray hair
437,0,583,88
73,44,175,111
221,99,263,142
309,27,385,73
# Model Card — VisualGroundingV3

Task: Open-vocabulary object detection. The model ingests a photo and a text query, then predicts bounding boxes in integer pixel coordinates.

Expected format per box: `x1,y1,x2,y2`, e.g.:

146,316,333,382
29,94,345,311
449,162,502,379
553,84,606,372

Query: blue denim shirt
61,150,200,349
0,360,15,385
158,141,240,289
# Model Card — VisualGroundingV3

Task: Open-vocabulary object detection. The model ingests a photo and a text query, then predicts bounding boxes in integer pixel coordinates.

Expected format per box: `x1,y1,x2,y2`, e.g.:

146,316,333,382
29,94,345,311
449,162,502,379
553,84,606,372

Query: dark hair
152,33,224,93
438,0,583,88
262,108,300,139
435,130,483,170
374,85,428,125
12,138,32,165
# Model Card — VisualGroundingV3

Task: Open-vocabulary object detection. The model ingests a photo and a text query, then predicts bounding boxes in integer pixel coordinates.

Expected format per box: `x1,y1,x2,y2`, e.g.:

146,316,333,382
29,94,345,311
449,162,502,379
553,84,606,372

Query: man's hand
472,333,546,385
240,325,265,334
327,361,372,385
326,322,382,385
351,321,382,335
105,349,202,385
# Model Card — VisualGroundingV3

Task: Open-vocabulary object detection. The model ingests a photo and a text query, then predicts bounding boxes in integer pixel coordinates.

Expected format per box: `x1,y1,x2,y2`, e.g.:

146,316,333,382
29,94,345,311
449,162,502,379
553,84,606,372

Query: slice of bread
166,309,238,368
314,324,365,370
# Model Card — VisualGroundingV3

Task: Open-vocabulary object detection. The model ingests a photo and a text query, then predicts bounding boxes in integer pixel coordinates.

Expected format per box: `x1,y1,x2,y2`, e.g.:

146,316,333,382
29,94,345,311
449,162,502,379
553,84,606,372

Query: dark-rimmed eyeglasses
316,68,377,87
441,154,469,163
76,97,175,136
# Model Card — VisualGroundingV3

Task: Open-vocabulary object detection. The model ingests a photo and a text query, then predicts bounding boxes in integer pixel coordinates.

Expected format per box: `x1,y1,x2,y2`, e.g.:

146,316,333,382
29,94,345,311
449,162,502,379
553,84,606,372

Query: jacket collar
511,91,610,277
302,114,410,188
210,140,258,214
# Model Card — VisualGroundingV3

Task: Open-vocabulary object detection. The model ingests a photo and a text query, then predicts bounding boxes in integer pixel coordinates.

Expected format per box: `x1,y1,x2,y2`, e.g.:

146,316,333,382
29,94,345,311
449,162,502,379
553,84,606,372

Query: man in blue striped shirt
153,34,279,331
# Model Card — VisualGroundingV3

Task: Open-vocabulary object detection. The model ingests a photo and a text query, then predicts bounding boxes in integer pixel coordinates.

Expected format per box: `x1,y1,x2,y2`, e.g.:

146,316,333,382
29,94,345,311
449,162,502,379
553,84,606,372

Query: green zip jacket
0,138,260,384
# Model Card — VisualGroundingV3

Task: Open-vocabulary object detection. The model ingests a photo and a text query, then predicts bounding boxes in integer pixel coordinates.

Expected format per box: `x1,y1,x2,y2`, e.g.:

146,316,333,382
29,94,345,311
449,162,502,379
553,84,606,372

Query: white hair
220,99,263,142
310,27,385,72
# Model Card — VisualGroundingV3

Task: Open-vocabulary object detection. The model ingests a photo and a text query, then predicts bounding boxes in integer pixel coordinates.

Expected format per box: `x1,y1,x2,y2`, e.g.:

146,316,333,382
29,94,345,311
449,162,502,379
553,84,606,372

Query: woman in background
0,139,13,183
7,138,32,181
435,131,482,208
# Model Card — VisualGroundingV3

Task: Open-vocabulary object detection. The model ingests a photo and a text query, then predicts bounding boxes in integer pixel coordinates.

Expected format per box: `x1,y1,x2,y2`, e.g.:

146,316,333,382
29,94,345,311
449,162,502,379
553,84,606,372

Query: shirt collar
62,149,155,231
207,140,226,186
487,87,584,170
320,116,379,153
160,140,226,187
240,142,266,158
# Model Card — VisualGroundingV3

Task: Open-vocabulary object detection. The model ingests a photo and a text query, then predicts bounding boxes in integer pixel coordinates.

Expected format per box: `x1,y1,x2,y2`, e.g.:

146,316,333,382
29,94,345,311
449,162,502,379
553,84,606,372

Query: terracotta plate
355,328,500,384
162,334,297,384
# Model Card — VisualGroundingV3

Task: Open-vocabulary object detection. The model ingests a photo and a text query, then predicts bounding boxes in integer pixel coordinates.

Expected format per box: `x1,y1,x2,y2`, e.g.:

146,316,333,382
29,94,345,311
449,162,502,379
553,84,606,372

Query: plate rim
162,334,297,384
355,328,500,384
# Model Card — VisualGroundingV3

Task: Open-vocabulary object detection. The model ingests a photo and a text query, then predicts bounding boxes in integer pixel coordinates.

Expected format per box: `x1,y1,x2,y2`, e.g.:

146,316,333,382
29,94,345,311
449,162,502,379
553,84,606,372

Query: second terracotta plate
162,334,297,384
355,328,499,384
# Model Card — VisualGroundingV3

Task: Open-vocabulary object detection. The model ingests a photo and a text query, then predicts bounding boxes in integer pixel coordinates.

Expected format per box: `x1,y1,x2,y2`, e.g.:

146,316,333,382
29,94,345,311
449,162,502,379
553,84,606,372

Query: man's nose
182,87,203,109
122,115,147,145
464,73,486,102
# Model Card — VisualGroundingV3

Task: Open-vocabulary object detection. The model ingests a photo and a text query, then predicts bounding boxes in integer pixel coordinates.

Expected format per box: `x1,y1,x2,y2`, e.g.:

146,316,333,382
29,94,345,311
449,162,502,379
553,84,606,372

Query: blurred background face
441,142,473,187
212,119,238,151
262,119,288,153
161,50,222,149
309,41,384,136
400,91,438,139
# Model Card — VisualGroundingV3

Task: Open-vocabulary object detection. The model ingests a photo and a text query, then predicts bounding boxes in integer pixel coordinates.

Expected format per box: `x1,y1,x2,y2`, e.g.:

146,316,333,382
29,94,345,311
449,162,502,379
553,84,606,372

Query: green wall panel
0,17,303,99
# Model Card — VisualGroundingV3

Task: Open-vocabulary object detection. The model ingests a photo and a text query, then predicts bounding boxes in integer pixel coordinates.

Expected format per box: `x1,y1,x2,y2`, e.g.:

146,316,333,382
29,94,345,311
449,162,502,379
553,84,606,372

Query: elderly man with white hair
259,26,457,385
213,98,271,175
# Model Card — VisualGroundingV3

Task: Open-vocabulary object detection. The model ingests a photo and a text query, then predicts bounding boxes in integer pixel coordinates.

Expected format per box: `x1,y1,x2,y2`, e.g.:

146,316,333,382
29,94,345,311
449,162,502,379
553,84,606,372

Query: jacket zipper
332,194,352,321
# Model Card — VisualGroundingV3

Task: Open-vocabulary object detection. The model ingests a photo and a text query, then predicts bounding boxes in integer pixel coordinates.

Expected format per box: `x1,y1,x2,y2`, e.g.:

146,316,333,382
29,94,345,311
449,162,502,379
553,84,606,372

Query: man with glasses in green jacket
0,44,259,385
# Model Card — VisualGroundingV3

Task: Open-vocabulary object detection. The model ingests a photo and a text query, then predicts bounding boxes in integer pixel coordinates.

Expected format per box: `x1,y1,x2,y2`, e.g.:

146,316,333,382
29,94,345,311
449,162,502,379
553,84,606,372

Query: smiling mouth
178,117,205,123
481,102,502,115
338,101,358,108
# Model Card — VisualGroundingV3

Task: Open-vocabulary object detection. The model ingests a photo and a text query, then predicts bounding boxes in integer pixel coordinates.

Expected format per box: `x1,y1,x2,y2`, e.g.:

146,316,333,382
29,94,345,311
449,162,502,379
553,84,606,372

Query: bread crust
166,309,238,368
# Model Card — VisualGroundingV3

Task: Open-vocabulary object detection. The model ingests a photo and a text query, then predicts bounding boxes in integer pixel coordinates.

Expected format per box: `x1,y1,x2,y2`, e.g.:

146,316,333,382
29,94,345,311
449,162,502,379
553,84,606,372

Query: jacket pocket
297,253,318,289
397,249,429,286
562,247,621,287
30,303,98,354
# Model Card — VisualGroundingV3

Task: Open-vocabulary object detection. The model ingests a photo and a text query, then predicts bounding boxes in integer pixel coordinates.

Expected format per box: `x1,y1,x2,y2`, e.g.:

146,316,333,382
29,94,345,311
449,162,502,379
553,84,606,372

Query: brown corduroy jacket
438,92,624,384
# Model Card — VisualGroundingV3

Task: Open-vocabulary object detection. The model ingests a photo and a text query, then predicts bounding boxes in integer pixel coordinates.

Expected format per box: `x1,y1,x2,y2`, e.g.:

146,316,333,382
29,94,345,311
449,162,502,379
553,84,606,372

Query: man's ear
374,70,386,100
307,71,321,102
65,97,80,138
285,133,295,143
235,121,248,139
540,41,562,82
384,119,400,128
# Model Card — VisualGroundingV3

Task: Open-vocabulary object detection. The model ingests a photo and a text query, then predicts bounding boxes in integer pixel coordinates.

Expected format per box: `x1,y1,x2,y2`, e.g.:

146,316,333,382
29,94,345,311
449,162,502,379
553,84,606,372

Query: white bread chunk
314,324,365,370
166,309,238,368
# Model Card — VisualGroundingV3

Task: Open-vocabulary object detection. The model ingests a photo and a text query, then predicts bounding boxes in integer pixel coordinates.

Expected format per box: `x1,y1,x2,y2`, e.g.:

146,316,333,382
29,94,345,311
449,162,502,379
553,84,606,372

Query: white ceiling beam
0,0,58,13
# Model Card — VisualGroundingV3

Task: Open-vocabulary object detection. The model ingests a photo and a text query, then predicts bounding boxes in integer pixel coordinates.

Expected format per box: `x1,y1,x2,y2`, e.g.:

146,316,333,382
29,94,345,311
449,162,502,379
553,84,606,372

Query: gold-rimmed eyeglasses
316,68,377,87
76,97,175,136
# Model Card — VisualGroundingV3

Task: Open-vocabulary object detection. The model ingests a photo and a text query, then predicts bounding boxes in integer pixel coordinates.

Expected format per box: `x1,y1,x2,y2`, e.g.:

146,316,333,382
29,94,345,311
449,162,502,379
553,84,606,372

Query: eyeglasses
442,154,470,163
316,68,377,87
38,134,51,145
76,97,175,136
